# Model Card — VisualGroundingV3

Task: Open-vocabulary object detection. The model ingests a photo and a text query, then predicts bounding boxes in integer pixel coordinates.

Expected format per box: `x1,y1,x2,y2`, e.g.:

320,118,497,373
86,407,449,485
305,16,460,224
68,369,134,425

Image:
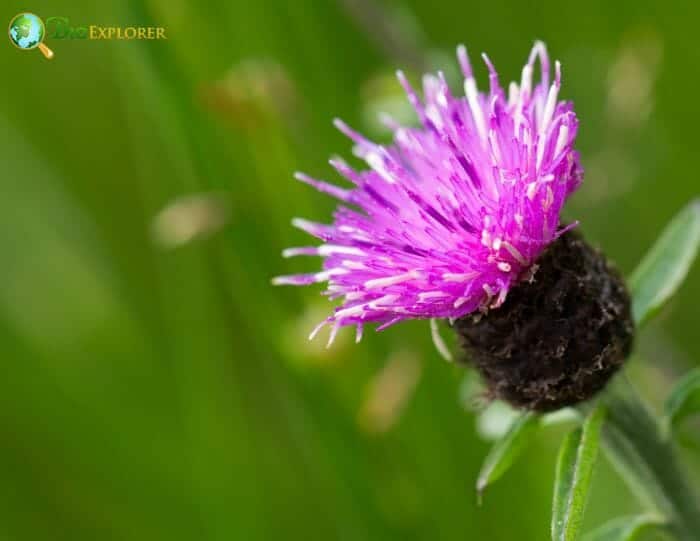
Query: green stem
601,378,700,541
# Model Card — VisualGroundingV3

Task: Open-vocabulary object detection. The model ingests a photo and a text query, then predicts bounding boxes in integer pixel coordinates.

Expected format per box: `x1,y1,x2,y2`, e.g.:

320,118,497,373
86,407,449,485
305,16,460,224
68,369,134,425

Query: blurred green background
1,0,698,539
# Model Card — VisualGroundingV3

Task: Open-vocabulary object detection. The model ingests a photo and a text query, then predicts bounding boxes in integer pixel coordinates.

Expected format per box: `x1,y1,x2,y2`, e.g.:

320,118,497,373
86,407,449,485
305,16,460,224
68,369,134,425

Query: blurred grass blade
476,412,540,500
582,515,665,541
552,404,607,541
629,200,700,326
663,368,700,435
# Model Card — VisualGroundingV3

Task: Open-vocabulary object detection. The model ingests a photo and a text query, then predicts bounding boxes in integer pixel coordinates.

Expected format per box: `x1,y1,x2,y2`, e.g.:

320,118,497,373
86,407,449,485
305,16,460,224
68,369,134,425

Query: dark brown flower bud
453,230,634,412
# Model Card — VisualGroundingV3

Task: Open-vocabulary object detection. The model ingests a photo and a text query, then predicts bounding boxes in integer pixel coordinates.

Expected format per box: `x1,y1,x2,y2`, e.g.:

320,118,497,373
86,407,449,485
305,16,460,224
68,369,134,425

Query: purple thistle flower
274,42,583,346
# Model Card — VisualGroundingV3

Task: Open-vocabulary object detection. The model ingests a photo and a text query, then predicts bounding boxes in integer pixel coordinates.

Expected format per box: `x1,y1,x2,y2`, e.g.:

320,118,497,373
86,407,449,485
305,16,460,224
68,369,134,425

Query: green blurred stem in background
602,381,700,541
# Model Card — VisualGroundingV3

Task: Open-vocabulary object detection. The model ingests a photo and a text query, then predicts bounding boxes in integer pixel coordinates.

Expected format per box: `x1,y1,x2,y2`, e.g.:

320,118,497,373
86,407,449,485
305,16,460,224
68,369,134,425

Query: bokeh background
1,0,699,539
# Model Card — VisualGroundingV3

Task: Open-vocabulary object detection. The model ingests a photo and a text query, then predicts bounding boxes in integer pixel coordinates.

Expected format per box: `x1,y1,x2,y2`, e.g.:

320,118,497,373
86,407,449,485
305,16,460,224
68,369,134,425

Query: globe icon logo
8,12,54,59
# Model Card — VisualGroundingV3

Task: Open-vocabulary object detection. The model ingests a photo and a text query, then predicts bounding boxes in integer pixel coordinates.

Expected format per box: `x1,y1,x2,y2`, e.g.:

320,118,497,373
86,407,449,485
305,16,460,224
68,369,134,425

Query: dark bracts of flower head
453,230,634,412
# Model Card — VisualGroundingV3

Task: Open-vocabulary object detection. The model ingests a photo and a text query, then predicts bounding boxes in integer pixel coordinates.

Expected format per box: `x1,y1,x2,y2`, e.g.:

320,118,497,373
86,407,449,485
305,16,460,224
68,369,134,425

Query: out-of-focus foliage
1,0,698,539
664,368,700,435
476,412,540,499
629,200,700,326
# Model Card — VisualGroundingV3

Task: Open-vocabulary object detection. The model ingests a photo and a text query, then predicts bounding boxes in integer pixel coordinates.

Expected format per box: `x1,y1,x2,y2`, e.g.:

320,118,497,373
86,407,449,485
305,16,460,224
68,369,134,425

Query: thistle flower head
275,42,583,344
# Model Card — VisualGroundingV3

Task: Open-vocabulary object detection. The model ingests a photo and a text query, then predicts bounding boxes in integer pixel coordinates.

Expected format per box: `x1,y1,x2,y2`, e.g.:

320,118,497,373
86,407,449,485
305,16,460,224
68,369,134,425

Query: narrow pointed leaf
582,514,666,541
664,368,700,433
552,404,607,541
476,412,540,499
553,430,580,538
629,199,700,326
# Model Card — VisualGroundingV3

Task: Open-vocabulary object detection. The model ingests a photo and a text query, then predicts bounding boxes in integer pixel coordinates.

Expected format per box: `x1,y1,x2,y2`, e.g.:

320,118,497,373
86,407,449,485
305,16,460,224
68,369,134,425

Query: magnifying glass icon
8,13,54,59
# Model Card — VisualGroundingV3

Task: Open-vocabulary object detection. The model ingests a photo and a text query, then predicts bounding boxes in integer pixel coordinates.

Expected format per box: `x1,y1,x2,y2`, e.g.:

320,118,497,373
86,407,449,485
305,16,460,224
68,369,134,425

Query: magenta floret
275,42,583,344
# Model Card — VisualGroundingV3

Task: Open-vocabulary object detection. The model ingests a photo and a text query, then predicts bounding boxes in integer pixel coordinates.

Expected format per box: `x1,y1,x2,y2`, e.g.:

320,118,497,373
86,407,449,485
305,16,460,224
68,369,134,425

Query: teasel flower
275,42,634,411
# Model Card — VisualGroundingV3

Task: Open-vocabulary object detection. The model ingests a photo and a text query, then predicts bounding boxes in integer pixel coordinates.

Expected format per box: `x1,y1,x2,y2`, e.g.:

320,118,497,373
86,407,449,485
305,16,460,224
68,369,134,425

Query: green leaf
476,412,540,500
664,368,700,434
629,200,700,326
552,404,607,541
582,515,666,541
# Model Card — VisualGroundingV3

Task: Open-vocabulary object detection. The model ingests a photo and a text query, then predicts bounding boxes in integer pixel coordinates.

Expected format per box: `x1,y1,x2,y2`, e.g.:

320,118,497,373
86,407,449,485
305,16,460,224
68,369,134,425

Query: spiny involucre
274,42,583,345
